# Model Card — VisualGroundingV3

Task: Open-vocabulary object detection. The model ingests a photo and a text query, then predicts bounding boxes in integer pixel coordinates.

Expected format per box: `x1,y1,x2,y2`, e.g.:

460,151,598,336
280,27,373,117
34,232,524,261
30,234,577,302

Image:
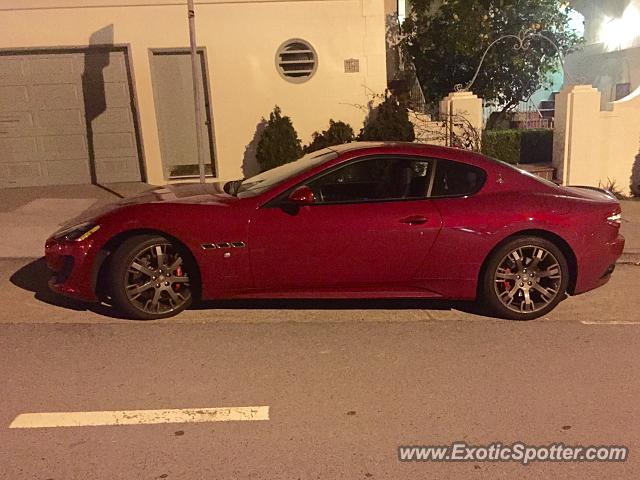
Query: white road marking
9,406,269,429
581,321,640,325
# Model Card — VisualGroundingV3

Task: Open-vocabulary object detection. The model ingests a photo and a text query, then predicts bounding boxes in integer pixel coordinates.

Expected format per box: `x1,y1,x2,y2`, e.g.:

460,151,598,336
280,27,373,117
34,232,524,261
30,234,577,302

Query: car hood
61,182,237,227
118,182,235,206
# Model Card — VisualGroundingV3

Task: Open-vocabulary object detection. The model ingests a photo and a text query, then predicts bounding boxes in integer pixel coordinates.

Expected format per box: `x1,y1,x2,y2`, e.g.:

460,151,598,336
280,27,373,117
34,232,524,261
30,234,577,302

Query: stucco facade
554,0,640,195
0,0,388,186
566,0,640,106
553,84,640,196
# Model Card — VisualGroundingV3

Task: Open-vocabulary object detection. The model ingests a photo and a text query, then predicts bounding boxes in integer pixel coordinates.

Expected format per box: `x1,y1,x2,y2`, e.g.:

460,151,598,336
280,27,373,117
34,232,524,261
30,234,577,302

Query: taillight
607,213,622,226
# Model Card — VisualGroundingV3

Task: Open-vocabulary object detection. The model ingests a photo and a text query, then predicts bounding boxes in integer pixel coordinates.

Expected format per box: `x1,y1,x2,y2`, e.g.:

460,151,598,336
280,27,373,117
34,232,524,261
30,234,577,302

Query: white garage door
0,48,143,187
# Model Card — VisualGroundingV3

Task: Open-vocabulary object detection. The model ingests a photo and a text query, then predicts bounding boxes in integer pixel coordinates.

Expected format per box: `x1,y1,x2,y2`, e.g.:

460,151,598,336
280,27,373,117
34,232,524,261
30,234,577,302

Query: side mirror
288,185,315,205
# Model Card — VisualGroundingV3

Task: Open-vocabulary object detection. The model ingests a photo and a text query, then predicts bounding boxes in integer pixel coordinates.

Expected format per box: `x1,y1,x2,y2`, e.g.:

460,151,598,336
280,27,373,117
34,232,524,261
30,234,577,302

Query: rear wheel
482,236,569,320
107,235,194,320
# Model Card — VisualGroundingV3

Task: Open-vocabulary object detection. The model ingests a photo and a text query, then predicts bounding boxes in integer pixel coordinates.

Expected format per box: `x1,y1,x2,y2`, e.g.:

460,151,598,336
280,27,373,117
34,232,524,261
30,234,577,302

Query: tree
304,120,355,154
359,93,415,141
256,106,302,172
401,0,582,115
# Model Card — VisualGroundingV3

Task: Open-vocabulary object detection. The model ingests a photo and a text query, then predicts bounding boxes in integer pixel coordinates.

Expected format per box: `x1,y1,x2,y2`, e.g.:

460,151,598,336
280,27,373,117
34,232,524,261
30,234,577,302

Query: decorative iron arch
455,28,572,92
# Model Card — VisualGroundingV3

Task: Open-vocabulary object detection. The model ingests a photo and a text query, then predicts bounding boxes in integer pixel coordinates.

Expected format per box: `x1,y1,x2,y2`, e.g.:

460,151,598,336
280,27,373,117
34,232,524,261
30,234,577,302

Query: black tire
107,234,195,320
481,236,569,321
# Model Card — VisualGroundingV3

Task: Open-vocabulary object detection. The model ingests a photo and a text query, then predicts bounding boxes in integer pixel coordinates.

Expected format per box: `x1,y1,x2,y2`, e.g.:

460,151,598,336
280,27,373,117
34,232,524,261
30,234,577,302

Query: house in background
566,0,640,107
0,0,388,188
552,0,640,195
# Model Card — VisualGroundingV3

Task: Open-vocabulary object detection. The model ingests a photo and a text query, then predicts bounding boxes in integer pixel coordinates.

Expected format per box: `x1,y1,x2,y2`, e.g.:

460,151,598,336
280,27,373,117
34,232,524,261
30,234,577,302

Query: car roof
327,141,479,158
326,141,494,168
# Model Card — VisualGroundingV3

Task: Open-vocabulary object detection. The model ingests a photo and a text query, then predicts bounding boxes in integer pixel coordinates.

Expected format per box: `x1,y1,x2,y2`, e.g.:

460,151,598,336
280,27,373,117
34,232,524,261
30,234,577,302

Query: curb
618,252,640,265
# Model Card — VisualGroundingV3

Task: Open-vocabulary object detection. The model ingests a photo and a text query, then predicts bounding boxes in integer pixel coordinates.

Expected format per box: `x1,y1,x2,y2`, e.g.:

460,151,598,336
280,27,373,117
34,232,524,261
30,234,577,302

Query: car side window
430,159,486,198
307,157,433,204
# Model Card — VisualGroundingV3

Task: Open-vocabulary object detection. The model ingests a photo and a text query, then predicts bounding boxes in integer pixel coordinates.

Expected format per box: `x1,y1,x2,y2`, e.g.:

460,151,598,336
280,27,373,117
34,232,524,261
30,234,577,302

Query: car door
247,155,443,291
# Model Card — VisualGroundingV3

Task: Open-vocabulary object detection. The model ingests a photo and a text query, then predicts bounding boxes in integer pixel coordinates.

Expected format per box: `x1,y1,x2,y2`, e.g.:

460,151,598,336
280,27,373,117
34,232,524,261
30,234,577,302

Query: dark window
308,157,433,204
615,83,631,100
430,159,485,197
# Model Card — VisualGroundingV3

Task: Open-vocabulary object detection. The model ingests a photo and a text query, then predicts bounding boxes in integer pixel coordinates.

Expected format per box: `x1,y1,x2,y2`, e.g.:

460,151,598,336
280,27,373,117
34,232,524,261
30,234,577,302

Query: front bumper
45,237,99,302
574,234,625,294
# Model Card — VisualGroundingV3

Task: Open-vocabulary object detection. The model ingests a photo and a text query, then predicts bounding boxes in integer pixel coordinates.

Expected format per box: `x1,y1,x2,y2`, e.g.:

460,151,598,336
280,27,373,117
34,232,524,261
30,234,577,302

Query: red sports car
45,142,624,321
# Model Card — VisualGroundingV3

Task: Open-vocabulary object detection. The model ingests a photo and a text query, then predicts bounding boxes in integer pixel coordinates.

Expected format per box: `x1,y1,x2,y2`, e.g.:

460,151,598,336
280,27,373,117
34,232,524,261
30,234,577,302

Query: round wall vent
275,39,317,83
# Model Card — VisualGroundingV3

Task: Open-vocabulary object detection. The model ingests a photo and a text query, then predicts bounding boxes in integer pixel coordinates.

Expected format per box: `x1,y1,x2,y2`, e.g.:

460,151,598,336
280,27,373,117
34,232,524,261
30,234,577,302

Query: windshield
235,149,338,198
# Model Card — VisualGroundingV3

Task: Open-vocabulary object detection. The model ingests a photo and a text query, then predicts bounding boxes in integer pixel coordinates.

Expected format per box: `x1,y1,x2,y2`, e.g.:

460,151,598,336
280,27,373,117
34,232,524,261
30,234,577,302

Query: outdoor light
599,4,640,51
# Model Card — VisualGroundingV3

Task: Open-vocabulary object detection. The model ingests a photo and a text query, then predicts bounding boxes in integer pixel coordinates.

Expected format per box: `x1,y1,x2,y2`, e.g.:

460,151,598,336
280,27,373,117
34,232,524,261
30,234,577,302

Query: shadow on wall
82,25,114,187
242,118,268,178
632,153,640,197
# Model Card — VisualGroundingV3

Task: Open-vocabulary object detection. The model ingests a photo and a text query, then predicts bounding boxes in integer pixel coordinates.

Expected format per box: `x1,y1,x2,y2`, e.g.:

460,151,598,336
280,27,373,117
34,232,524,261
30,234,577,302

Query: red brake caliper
503,267,513,292
174,265,183,291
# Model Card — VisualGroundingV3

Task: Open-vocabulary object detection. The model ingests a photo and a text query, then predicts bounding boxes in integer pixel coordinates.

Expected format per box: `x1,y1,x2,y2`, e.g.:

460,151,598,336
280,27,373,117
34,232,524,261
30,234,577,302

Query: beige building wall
553,84,640,196
1,0,388,185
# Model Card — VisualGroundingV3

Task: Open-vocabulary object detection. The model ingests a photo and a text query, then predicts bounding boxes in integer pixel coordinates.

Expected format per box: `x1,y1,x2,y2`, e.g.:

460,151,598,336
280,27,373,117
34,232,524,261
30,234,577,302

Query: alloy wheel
124,243,191,315
493,245,563,314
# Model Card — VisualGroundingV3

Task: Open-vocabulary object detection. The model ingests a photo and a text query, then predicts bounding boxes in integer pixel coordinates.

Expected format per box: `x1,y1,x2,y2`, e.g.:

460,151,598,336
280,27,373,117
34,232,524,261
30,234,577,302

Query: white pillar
439,91,484,140
552,85,601,186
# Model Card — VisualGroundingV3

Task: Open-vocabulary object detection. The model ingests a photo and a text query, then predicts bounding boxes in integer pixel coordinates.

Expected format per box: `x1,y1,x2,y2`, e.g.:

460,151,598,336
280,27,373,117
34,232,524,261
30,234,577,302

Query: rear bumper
574,234,625,294
45,237,99,302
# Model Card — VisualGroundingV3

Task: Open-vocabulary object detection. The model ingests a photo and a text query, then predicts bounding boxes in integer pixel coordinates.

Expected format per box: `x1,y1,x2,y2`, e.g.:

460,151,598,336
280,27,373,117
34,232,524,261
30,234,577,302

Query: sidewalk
0,183,152,258
620,200,640,263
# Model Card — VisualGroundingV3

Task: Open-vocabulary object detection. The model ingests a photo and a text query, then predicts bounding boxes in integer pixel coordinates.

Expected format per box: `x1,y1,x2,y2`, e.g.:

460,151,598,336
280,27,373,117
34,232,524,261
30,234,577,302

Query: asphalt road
1,257,640,479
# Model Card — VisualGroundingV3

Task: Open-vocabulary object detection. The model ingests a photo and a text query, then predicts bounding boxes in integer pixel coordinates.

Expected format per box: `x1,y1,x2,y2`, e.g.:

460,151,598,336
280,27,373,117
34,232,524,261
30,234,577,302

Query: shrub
304,120,355,154
482,129,553,165
359,94,415,142
599,178,627,200
482,130,520,164
256,106,302,172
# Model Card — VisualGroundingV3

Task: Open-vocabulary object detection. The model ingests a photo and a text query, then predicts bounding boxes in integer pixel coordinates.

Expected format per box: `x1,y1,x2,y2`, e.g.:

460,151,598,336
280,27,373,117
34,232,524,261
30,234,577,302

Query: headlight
53,222,101,242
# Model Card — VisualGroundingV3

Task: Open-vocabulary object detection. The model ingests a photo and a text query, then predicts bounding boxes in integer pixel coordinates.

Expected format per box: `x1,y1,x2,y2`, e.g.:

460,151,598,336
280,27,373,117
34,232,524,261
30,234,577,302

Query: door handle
400,215,428,225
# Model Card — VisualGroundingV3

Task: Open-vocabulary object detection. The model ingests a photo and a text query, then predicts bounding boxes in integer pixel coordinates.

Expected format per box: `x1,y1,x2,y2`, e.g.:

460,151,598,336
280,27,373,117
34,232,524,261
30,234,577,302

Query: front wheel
481,236,569,321
107,235,194,320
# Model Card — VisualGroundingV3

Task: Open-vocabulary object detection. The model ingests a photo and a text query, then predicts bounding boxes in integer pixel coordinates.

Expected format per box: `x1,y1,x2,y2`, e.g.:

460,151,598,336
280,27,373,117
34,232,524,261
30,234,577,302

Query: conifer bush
304,120,355,154
256,106,302,172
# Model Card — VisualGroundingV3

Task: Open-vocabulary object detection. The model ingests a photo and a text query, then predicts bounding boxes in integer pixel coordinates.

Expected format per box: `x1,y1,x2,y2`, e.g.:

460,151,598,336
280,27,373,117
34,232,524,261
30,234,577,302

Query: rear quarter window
430,159,486,198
